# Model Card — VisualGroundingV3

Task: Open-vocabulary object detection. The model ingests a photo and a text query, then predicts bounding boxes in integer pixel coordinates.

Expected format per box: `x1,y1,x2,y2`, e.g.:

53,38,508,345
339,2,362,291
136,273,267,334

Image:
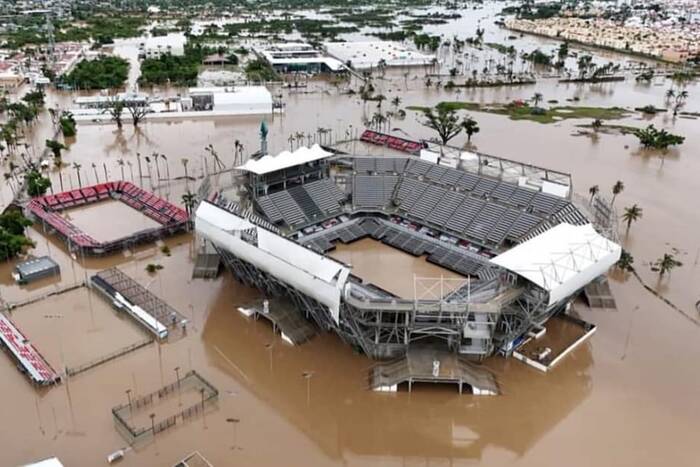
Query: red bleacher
0,313,60,385
27,181,190,255
360,129,424,154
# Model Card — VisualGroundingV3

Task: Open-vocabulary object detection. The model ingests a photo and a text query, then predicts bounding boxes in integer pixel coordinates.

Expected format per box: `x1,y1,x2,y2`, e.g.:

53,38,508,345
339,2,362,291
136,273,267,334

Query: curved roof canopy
237,144,333,175
490,223,621,305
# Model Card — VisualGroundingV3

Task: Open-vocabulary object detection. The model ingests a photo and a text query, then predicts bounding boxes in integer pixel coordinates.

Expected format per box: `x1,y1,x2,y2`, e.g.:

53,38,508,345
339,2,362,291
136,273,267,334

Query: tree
531,92,543,108
0,210,34,261
107,97,125,129
611,180,624,206
651,253,682,278
46,139,67,159
621,204,643,232
25,170,51,197
420,107,464,145
59,112,77,137
126,100,149,127
462,116,480,143
632,125,684,150
181,191,197,216
73,162,83,188
616,249,634,272
588,185,599,204
391,96,401,109
591,119,603,132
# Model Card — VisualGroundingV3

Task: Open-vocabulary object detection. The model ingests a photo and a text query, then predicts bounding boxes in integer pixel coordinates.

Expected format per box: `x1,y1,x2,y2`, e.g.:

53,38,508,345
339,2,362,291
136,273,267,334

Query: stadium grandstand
27,181,189,255
195,143,620,362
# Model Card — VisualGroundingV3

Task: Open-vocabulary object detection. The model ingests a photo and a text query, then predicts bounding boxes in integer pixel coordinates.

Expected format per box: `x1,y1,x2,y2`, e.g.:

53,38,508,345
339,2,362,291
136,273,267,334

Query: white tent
236,144,333,175
490,223,621,305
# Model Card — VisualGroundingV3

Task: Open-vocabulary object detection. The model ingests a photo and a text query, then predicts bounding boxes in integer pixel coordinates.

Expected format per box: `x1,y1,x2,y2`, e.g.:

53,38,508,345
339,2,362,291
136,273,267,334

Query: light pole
302,371,314,407
226,417,241,451
174,366,181,407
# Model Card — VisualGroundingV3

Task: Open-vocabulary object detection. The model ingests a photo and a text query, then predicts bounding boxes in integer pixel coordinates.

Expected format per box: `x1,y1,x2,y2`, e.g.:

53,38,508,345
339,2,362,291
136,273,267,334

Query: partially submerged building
195,144,619,366
324,41,435,69
255,43,346,74
12,256,60,284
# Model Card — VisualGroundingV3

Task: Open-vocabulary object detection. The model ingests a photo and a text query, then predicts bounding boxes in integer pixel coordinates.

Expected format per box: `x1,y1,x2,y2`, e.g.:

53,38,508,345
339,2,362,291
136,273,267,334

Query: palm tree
462,117,480,143
181,191,197,216
616,249,634,272
591,119,603,132
152,152,161,180
532,92,543,108
588,185,599,204
181,158,189,183
288,134,295,150
391,96,401,109
651,253,682,278
117,158,125,180
611,180,624,206
91,162,99,183
73,162,82,188
160,154,170,180
621,204,643,232
664,88,675,106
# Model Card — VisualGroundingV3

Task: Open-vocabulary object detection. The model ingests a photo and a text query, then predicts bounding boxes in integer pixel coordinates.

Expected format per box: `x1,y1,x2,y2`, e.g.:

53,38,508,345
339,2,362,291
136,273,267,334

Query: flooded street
1,3,700,466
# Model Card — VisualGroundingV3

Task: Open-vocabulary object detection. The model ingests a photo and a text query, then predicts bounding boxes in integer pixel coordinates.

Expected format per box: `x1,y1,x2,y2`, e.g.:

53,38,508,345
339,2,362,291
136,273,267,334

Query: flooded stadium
2,8,700,467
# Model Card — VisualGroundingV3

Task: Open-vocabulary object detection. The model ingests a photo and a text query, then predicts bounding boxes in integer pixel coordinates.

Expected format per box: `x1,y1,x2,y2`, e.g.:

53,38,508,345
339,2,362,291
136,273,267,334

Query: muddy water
329,238,465,298
9,287,148,370
1,7,700,467
63,199,162,243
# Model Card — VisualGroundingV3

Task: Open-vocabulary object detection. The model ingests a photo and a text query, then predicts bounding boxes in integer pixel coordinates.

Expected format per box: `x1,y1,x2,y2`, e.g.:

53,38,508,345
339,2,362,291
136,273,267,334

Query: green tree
611,180,624,206
420,106,468,145
651,253,682,278
532,92,543,108
181,191,197,216
46,139,67,159
462,116,480,143
616,249,634,272
25,170,51,197
621,204,643,232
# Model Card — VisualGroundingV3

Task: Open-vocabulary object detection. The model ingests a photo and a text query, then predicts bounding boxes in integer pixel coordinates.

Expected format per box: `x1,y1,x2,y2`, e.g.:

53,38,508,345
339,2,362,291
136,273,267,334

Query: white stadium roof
490,223,621,305
237,144,333,175
195,201,350,322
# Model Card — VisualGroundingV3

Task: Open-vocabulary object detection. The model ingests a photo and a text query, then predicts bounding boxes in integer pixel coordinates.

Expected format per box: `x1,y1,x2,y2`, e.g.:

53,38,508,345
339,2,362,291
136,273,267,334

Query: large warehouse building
195,143,620,367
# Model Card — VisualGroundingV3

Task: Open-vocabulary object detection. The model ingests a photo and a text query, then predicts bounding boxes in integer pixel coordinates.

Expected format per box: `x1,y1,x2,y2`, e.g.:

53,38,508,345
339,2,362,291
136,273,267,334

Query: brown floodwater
329,238,465,299
62,199,162,243
2,27,700,467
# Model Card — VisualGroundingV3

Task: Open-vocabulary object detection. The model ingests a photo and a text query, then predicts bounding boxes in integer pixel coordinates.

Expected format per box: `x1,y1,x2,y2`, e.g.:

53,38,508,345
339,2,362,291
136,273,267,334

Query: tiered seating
353,175,398,209
0,314,60,385
267,191,307,226
302,179,345,215
26,181,189,255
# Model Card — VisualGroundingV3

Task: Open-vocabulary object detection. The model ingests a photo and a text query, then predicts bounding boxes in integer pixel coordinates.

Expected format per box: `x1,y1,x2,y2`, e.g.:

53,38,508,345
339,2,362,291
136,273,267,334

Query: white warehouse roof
490,223,621,305
237,144,333,175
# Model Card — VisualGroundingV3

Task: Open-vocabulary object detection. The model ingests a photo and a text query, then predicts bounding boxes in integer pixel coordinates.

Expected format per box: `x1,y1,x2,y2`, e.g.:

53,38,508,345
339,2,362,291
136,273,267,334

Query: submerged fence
112,370,218,445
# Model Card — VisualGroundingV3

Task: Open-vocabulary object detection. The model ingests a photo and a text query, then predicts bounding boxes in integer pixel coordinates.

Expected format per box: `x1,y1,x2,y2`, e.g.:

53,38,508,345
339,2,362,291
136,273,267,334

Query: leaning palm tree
611,180,624,206
621,204,643,232
588,185,599,204
664,88,675,106
181,191,197,216
651,253,682,278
